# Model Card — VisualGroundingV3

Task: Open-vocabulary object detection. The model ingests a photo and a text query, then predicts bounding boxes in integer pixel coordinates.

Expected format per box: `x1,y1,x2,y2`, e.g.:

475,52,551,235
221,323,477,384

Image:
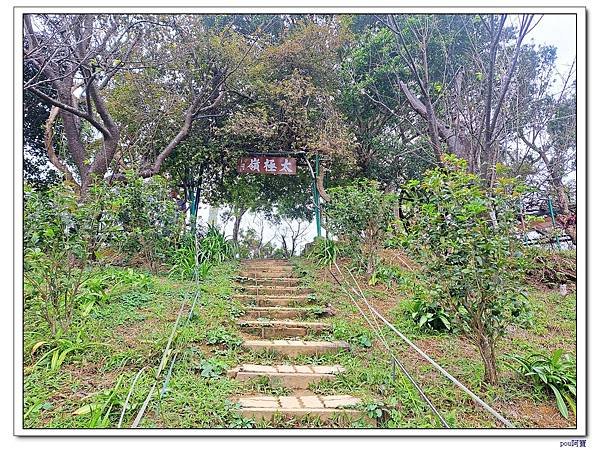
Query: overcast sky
527,14,576,71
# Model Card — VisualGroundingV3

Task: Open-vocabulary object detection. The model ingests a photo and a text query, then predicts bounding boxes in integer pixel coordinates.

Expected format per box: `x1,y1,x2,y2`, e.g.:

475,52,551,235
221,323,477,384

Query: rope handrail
331,260,515,429
329,265,450,428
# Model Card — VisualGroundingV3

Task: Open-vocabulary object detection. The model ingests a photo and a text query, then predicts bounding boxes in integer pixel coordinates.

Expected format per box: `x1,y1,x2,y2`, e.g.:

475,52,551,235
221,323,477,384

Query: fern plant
506,349,576,418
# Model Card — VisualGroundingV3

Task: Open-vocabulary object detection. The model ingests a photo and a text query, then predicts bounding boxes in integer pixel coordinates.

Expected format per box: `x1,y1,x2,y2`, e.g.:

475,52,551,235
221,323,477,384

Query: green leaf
549,384,569,418
73,403,102,415
563,391,577,415
31,341,47,356
440,316,451,329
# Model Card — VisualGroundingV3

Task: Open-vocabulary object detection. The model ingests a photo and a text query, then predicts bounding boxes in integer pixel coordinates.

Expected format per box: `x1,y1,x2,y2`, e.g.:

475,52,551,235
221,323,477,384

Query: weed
405,294,453,332
368,264,405,288
204,326,243,347
244,376,292,396
506,349,576,418
30,331,102,372
331,320,373,348
197,358,229,379
308,238,339,267
119,291,152,309
73,375,124,427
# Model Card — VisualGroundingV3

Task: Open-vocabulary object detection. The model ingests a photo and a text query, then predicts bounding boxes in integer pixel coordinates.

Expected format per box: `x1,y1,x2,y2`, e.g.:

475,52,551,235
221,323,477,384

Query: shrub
24,183,107,334
400,155,528,384
113,173,185,271
308,237,339,267
24,176,181,332
169,243,197,281
199,225,235,264
406,290,453,332
507,349,576,418
325,179,397,274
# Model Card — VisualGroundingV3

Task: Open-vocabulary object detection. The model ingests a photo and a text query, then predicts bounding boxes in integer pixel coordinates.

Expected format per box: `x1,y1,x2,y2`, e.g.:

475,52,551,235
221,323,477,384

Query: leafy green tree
325,179,396,274
112,173,185,271
220,18,357,204
508,43,576,241
339,22,435,189
24,14,255,196
400,155,527,384
24,183,110,334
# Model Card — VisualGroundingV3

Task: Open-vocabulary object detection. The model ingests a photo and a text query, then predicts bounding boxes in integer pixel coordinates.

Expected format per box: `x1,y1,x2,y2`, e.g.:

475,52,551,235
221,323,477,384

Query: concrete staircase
229,259,366,425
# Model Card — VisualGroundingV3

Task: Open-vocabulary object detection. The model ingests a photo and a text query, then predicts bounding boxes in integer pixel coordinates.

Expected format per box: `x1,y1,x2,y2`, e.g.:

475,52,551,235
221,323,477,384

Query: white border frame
13,4,587,437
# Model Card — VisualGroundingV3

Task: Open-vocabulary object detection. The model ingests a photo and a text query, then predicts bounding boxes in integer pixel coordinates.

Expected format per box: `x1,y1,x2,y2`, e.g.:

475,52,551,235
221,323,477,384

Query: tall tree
23,61,61,189
378,14,537,183
23,14,255,196
509,44,576,242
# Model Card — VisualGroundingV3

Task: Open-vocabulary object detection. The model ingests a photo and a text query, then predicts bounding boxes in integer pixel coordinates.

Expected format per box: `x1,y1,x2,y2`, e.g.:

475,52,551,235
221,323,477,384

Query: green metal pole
547,197,560,249
313,155,322,237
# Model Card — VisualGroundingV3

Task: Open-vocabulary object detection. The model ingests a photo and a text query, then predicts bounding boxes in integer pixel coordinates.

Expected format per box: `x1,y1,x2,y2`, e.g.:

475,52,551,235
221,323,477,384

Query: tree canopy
24,13,575,229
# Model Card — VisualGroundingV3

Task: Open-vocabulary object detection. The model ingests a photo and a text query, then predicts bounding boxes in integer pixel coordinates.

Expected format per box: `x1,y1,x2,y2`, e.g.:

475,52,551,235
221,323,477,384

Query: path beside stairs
227,259,369,425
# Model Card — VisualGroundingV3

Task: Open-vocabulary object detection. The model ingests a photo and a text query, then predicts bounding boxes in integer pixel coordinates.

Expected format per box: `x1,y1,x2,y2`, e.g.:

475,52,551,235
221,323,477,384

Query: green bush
199,225,235,264
406,289,453,332
400,155,528,384
326,179,397,274
507,349,576,418
112,173,185,270
169,243,197,280
308,237,339,268
24,183,108,334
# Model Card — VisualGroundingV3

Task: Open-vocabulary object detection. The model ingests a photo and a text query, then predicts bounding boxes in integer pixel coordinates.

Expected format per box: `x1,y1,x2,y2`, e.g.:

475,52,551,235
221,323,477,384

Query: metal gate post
547,197,561,249
312,154,322,237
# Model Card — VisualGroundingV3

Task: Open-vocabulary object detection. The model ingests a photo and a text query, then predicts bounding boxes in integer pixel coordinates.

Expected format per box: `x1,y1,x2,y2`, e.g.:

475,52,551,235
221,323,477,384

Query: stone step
239,272,294,280
238,320,331,338
239,286,312,295
236,277,301,287
241,259,292,266
242,339,350,357
240,266,294,278
228,364,345,389
240,262,293,267
243,306,315,320
234,295,315,307
235,395,364,423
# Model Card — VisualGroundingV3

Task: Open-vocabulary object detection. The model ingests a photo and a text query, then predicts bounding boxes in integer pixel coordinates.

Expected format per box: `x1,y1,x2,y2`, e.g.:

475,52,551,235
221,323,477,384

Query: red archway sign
238,155,297,175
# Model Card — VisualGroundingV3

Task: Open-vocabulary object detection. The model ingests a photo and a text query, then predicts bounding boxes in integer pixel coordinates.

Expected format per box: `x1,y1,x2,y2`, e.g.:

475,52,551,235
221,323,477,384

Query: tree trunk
478,337,499,385
473,315,499,385
316,167,331,203
232,207,247,244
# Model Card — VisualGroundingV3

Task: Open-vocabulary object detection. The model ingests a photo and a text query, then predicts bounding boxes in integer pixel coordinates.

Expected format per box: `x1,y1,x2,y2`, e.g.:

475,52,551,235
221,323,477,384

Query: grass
23,262,248,428
23,254,576,429
292,256,577,429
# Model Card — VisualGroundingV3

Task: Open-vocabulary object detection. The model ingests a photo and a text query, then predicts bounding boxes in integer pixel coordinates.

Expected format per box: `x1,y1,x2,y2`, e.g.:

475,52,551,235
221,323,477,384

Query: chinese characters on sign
237,155,297,175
